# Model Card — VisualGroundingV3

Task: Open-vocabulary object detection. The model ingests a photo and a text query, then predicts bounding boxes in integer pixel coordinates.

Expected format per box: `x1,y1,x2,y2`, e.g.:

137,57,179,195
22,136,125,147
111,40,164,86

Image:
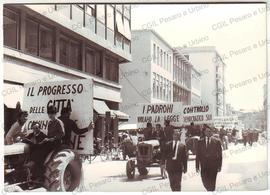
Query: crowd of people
120,120,223,192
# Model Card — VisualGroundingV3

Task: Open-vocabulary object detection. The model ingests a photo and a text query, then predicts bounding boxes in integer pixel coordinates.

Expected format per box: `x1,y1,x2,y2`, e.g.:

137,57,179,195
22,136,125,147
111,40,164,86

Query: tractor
126,139,161,179
4,141,84,192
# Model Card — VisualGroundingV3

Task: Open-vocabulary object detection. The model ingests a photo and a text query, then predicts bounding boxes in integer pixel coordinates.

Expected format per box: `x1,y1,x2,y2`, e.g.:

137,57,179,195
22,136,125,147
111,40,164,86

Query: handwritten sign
182,104,213,125
214,116,239,129
135,102,183,127
22,79,94,154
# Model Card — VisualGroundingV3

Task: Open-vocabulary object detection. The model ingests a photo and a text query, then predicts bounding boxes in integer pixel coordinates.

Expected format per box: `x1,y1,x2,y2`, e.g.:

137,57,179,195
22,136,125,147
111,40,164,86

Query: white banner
182,104,213,125
214,116,239,128
22,79,94,154
135,102,183,127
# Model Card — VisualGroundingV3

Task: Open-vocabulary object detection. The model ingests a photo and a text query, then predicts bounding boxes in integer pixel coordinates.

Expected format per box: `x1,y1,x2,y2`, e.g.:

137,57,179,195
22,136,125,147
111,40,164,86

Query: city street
83,138,268,192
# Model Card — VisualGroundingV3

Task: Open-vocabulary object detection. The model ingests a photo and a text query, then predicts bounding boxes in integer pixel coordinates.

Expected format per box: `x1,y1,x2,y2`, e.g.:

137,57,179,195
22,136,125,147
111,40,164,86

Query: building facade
172,49,201,105
3,4,132,144
179,46,226,116
120,30,173,123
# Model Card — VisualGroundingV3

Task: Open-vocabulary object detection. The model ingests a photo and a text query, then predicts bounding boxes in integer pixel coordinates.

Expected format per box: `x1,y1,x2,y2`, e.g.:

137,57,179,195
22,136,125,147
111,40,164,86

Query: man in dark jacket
143,122,153,140
196,125,222,191
165,129,188,191
164,119,174,141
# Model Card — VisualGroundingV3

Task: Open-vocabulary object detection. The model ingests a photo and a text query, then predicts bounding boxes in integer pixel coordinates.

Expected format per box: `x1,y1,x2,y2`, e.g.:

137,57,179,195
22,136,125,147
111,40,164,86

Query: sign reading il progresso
22,79,94,155
135,103,213,127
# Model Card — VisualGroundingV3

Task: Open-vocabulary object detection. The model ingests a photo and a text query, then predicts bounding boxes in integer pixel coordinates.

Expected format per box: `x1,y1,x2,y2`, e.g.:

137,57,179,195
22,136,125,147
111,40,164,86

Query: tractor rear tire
138,167,148,176
43,149,83,192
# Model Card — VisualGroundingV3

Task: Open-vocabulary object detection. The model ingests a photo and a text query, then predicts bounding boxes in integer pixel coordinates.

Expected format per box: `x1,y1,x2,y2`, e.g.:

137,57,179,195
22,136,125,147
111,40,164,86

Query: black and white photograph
1,0,269,193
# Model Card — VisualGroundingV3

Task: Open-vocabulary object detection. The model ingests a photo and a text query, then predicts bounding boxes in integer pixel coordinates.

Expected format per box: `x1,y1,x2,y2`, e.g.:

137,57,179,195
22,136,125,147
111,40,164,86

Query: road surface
82,137,268,192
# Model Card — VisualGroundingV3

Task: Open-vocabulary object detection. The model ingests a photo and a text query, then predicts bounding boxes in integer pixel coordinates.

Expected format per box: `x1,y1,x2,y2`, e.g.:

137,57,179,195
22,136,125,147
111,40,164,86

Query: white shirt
172,140,179,160
205,137,211,148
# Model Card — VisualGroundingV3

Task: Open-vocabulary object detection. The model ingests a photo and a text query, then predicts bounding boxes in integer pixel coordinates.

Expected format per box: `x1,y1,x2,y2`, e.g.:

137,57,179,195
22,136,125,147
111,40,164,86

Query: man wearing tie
196,125,222,191
165,129,188,191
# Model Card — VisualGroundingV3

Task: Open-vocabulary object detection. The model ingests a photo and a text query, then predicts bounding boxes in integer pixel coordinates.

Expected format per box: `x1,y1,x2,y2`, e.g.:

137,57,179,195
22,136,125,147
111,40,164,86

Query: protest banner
22,79,94,154
135,102,183,127
214,115,240,129
182,104,213,125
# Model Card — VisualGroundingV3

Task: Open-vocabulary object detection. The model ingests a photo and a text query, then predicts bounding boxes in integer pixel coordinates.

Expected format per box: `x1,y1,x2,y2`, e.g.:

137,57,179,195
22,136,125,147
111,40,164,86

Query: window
124,5,130,19
164,51,166,69
97,5,105,23
153,73,156,98
4,8,19,49
160,49,163,67
157,46,160,65
160,77,163,100
95,52,102,77
86,5,95,16
157,75,160,99
59,35,81,70
107,5,114,30
153,44,156,63
116,5,123,13
25,18,38,55
116,12,125,36
70,41,81,69
123,18,131,40
85,48,95,74
59,37,69,66
166,54,169,71
105,57,119,82
39,25,54,61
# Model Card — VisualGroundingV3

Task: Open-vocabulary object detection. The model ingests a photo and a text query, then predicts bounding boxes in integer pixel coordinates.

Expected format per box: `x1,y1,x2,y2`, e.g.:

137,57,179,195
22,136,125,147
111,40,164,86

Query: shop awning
111,110,130,121
93,100,111,116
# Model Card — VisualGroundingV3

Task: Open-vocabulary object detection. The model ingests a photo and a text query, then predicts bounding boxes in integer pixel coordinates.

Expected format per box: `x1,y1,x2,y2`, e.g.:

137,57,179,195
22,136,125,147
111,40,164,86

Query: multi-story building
172,48,201,105
120,30,173,123
179,46,226,116
191,67,202,105
3,4,132,143
172,49,191,105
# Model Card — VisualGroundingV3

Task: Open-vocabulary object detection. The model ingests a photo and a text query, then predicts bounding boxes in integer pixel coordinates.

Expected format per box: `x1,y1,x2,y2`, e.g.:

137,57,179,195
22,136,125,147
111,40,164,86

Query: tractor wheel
138,167,148,176
43,149,83,192
126,160,135,179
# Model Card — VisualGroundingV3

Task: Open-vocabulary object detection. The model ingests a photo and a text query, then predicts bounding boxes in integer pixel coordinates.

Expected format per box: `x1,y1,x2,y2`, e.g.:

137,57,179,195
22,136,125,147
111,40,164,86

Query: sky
131,3,267,111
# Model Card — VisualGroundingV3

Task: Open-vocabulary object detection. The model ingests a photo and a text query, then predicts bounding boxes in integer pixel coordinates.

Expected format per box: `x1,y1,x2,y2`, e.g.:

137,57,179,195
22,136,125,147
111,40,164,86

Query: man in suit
196,125,222,191
165,129,188,191
164,119,174,141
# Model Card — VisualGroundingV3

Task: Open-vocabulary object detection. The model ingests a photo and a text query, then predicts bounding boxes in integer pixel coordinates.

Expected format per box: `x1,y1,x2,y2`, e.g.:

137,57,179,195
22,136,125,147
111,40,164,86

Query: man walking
196,125,222,191
165,129,188,191
164,119,174,141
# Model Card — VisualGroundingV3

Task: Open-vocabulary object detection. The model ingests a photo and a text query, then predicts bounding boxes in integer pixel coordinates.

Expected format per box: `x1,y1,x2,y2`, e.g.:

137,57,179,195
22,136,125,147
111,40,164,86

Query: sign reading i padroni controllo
22,79,94,155
135,103,213,127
